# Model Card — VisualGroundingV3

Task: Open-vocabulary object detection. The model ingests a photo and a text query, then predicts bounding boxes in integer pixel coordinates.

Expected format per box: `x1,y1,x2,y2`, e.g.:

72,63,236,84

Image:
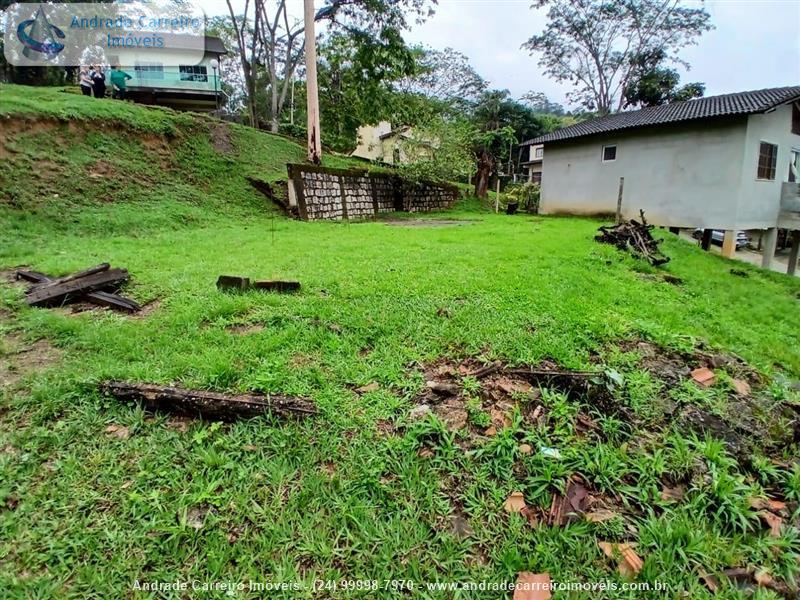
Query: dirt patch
226,323,265,335
1,334,63,389
211,123,234,153
0,267,30,287
409,345,794,458
87,159,118,180
383,219,477,228
409,357,600,445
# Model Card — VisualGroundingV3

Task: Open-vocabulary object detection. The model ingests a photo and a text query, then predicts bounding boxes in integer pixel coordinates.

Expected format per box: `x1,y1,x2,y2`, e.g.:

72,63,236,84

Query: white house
519,143,543,183
108,35,226,112
522,87,800,271
351,121,436,165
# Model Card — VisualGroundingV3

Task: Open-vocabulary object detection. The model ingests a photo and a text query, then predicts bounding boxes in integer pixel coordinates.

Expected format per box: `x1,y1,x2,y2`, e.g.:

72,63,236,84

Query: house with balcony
522,86,800,273
107,35,226,112
520,143,543,183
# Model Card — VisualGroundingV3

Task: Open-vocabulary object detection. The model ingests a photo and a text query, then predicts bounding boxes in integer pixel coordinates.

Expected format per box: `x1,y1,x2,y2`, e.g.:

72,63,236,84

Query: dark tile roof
523,86,800,145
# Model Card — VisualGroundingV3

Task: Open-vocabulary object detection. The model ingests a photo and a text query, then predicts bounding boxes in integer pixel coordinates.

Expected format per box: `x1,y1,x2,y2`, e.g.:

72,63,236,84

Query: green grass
2,85,800,598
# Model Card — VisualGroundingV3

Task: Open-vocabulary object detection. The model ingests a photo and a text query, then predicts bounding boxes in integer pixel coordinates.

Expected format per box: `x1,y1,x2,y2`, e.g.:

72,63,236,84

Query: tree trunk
474,149,493,198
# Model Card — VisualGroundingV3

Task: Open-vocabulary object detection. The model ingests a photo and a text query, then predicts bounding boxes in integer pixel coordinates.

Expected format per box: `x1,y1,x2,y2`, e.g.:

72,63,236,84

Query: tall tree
317,28,417,150
397,46,487,105
623,48,704,108
524,0,712,114
224,0,435,131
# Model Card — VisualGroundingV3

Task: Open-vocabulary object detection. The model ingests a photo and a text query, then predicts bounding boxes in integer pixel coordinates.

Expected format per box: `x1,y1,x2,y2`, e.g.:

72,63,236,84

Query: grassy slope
2,86,800,598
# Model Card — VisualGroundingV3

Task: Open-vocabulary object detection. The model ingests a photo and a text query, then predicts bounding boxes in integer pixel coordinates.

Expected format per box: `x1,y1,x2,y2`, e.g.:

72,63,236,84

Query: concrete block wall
287,164,458,221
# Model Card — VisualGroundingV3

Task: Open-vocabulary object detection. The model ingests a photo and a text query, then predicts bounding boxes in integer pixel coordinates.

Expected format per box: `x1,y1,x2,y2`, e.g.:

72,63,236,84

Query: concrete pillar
721,230,737,258
761,227,778,269
788,230,800,276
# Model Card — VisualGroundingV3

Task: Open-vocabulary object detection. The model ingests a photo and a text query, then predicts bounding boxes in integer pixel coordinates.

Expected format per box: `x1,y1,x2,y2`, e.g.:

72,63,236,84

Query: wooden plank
26,269,129,307
101,381,318,420
217,275,250,291
87,291,141,313
16,270,50,284
17,270,139,313
26,263,110,294
252,280,300,293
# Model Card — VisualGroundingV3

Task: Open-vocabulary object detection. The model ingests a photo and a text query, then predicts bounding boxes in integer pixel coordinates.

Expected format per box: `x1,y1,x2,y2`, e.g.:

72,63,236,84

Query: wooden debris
102,381,317,420
216,275,301,294
513,572,552,600
690,367,716,387
598,541,643,577
253,280,301,293
595,211,670,266
26,268,129,307
17,266,139,313
469,361,502,379
216,275,250,291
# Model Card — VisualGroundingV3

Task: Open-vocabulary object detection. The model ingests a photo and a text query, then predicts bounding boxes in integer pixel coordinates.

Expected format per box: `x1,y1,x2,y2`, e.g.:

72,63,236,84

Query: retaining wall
286,164,459,221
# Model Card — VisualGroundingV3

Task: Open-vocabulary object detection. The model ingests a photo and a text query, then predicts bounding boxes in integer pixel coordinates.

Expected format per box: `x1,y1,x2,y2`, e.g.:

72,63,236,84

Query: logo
17,6,65,60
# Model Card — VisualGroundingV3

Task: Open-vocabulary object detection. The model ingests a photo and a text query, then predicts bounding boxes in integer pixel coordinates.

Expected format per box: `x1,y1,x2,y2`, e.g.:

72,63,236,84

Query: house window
757,141,778,180
531,172,542,184
534,146,543,159
134,62,163,80
179,65,208,82
792,103,800,135
602,145,617,162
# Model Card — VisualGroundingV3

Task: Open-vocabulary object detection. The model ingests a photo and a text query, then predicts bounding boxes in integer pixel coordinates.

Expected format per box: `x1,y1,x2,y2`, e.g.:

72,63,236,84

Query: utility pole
303,0,322,163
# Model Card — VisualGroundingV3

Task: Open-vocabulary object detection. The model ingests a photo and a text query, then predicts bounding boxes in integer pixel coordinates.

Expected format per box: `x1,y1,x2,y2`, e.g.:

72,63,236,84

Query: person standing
109,66,132,100
91,66,106,99
79,67,92,96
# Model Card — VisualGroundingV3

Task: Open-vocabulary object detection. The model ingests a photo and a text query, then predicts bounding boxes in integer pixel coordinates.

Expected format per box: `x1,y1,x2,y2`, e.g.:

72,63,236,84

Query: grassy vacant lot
2,86,800,598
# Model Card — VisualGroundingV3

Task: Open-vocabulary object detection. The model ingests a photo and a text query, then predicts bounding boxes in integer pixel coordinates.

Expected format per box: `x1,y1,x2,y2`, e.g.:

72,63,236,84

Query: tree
397,46,487,105
317,28,417,150
521,91,566,116
623,49,704,108
524,0,712,114
397,116,477,184
224,0,435,131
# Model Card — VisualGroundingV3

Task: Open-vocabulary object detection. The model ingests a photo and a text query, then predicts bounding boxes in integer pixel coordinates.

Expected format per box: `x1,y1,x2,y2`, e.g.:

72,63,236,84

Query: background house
351,121,435,164
108,35,226,112
522,87,800,269
519,143,543,183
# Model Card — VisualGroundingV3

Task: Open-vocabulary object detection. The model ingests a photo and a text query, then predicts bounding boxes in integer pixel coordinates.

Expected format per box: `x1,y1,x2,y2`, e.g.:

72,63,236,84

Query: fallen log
17,270,140,312
102,381,318,420
24,268,130,307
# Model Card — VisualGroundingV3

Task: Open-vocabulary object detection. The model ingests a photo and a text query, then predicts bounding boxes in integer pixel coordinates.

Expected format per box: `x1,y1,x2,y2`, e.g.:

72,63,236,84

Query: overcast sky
200,0,800,109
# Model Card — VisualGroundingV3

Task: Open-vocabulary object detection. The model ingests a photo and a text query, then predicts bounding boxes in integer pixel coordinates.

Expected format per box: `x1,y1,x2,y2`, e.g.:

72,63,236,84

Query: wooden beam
17,270,139,312
25,269,129,307
102,381,318,420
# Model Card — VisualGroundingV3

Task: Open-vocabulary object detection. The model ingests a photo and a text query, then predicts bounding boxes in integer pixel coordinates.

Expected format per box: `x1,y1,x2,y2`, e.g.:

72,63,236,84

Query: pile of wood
595,211,670,266
17,263,140,313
